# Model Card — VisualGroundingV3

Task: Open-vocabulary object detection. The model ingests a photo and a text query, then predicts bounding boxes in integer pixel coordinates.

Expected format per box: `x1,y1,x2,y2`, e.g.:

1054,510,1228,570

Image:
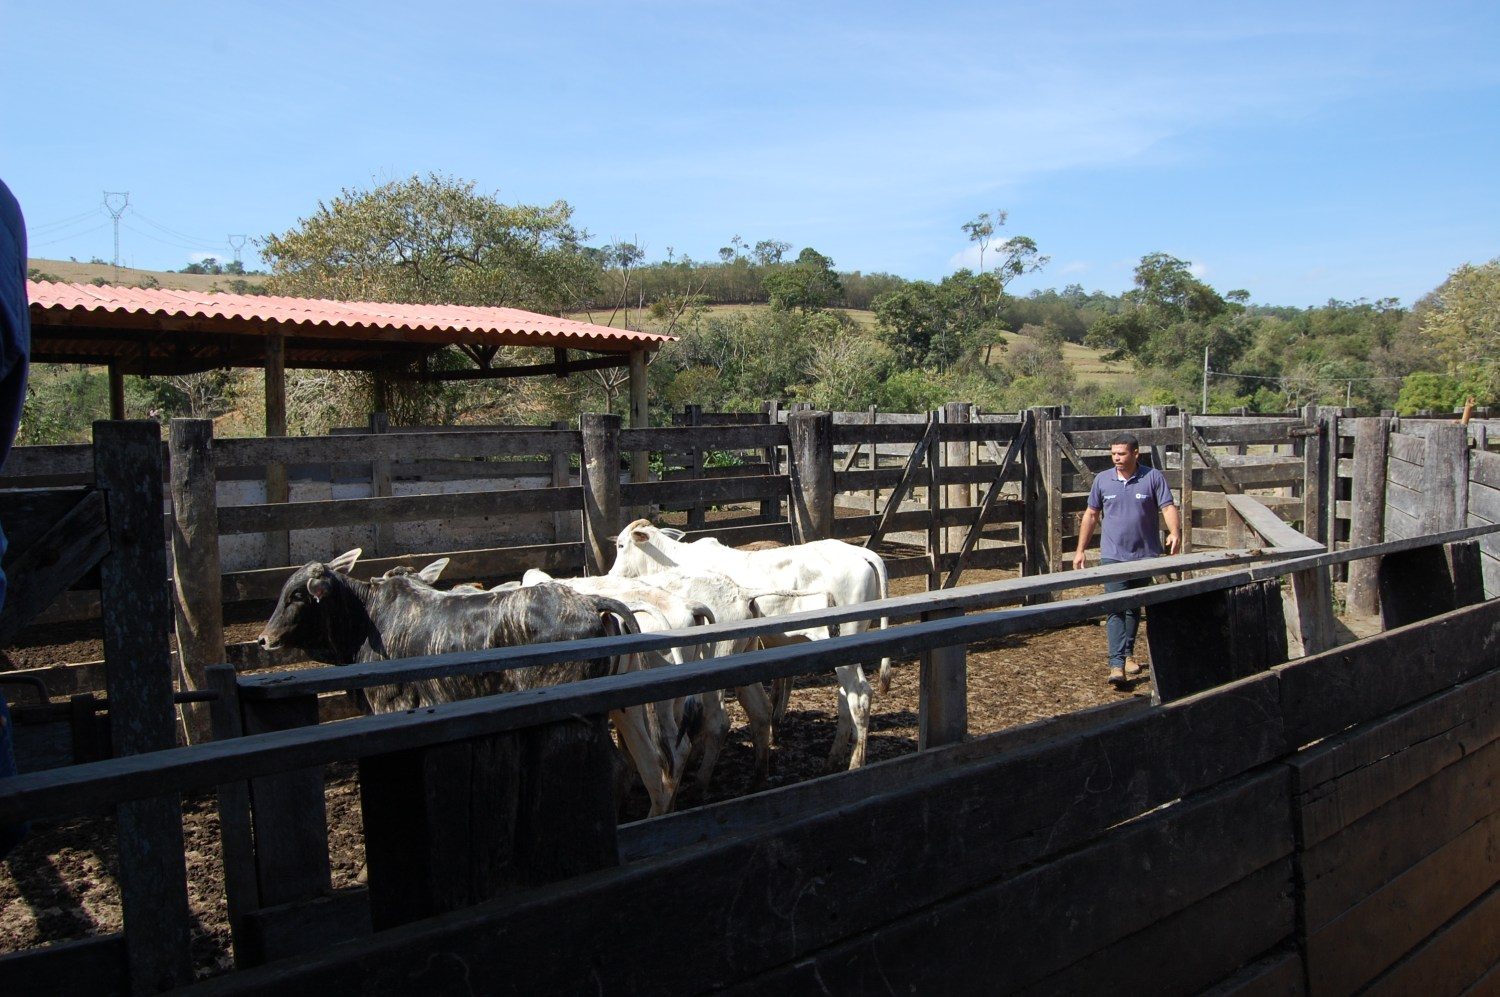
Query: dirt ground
0,545,1149,976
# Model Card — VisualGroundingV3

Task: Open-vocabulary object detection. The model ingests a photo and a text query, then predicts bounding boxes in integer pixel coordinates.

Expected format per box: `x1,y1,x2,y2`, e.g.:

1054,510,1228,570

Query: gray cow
257,549,683,815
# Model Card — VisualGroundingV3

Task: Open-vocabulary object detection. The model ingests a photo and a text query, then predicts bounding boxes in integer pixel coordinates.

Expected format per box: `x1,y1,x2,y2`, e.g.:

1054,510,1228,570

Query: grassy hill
26,258,270,293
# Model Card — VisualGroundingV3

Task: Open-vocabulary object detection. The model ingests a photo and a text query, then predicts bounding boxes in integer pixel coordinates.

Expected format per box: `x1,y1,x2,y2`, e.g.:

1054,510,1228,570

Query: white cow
608,520,891,770
524,567,799,791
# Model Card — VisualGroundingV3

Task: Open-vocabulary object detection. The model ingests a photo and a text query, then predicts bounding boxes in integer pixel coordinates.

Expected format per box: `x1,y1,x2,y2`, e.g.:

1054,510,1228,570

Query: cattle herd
257,519,894,816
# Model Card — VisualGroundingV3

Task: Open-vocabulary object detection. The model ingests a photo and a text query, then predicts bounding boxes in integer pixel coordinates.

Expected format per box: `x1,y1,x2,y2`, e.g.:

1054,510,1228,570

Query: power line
31,221,112,248
129,209,225,250
29,206,104,233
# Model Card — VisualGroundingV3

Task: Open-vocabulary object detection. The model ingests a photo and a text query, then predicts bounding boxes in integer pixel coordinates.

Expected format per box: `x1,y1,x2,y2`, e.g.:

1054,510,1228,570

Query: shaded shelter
26,280,671,428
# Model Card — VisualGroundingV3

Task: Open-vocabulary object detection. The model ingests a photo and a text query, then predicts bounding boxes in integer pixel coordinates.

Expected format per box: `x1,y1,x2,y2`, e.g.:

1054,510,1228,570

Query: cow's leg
828,663,871,771
611,706,677,817
757,633,810,735
691,690,732,793
735,682,775,789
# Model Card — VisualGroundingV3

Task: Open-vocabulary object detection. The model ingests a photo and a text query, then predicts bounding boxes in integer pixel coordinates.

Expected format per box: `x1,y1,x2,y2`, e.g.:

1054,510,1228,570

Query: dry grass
26,258,268,293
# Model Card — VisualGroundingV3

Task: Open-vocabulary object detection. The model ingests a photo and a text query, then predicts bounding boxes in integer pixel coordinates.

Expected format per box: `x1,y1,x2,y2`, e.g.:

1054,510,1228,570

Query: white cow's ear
660,528,686,541
521,568,551,586
416,557,450,583
328,548,363,574
631,528,651,543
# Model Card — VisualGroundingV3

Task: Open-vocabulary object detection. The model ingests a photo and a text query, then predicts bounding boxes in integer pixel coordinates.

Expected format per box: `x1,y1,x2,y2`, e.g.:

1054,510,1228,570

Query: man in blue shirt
1072,433,1181,687
0,178,31,857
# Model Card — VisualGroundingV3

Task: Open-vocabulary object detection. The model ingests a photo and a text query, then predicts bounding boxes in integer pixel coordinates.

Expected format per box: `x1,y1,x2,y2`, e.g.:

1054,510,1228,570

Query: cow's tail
858,548,893,694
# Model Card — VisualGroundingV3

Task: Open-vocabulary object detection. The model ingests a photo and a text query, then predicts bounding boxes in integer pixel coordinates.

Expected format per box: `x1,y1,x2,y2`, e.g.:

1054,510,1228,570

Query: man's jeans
1100,557,1150,669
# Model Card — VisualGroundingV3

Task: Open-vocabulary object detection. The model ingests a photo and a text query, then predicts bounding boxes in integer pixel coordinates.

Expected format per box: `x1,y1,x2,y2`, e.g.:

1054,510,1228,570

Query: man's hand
1072,550,1087,571
1165,532,1181,555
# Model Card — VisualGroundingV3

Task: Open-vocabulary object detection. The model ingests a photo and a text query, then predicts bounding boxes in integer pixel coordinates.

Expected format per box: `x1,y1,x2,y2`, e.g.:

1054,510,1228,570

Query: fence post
94,420,193,992
207,663,258,967
927,409,943,590
551,419,572,543
787,410,833,542
263,332,290,568
581,413,623,575
167,418,222,746
1346,416,1391,615
1324,406,1353,579
944,401,971,560
919,607,967,750
368,411,391,556
1420,423,1469,534
868,404,880,515
760,400,781,522
1301,404,1324,543
686,403,706,530
1179,412,1195,555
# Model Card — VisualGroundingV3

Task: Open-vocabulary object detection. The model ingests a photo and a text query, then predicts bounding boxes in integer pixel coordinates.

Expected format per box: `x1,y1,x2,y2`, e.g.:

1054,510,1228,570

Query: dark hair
1110,432,1140,451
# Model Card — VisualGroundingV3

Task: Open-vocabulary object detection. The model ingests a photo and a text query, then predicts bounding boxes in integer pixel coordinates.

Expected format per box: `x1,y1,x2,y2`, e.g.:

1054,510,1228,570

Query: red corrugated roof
27,280,673,351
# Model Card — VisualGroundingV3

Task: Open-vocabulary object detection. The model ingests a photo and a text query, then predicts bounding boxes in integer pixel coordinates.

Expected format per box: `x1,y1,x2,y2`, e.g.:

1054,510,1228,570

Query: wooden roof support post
167,419,223,746
628,348,649,482
107,360,125,420
581,413,622,575
263,331,289,567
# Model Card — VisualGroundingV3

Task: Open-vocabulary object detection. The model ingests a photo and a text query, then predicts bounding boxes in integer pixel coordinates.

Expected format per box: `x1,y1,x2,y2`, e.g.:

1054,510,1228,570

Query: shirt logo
1135,492,1147,499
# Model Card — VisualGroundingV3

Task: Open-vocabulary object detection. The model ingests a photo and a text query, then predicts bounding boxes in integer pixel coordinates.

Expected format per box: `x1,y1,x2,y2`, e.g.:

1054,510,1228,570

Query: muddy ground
0,544,1150,976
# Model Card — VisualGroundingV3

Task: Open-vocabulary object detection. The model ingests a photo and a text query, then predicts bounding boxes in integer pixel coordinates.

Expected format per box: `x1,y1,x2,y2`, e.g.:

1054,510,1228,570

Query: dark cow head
258,549,369,664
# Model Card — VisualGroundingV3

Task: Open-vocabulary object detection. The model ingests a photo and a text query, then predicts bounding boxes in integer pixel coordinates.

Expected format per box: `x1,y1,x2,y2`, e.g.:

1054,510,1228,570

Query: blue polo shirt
1088,464,1176,561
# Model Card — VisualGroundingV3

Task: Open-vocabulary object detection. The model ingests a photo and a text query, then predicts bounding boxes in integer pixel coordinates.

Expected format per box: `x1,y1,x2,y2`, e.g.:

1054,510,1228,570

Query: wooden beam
262,332,289,567
419,353,631,381
628,349,650,496
107,361,125,419
167,419,223,746
864,416,938,550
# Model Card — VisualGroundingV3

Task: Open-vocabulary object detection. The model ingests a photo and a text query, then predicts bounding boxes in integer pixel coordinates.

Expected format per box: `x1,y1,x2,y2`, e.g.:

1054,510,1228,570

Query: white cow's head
610,519,682,578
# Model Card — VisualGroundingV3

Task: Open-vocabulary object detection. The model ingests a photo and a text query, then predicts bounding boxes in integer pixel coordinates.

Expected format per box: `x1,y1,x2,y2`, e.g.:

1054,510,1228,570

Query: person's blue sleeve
1087,474,1103,511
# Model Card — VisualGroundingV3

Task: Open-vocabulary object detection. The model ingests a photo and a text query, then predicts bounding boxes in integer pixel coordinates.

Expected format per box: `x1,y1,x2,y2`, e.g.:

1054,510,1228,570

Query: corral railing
2,501,1497,991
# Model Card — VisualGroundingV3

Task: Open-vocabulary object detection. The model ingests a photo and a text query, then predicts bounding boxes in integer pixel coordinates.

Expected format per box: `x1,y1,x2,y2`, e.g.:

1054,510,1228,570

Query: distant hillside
26,258,270,293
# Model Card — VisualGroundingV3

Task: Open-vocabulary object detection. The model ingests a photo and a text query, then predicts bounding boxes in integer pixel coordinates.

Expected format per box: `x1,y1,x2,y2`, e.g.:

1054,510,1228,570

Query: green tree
763,247,842,312
260,173,596,312
1419,259,1500,403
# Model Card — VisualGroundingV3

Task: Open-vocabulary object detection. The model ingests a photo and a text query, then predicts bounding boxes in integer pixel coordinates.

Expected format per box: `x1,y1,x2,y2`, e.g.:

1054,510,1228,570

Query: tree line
16,173,1498,443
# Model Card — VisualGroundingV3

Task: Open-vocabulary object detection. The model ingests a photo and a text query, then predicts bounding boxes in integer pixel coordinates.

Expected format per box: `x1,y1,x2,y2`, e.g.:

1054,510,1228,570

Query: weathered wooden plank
1384,502,1420,541
219,542,585,603
1299,736,1500,931
1362,880,1500,997
715,771,1297,997
864,417,937,551
169,420,222,745
1304,808,1500,995
1017,862,1296,997
1277,598,1500,751
1195,422,1304,445
1147,581,1288,703
621,423,786,451
361,719,617,930
0,932,128,996
177,679,1288,996
1380,543,1460,629
0,489,109,648
235,890,372,970
1420,423,1469,532
213,429,581,466
1198,945,1306,996
1388,432,1426,466
1068,426,1182,448
242,694,331,910
1347,417,1391,615
622,473,787,507
1470,477,1500,526
217,484,582,535
619,698,1146,860
1473,448,1500,490
1291,666,1500,849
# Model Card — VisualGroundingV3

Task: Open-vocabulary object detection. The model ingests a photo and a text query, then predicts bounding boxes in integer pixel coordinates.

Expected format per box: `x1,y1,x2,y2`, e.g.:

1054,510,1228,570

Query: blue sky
4,1,1497,307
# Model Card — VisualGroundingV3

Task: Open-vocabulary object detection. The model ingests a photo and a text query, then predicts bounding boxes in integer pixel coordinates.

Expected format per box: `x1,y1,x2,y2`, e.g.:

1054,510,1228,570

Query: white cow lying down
609,520,891,771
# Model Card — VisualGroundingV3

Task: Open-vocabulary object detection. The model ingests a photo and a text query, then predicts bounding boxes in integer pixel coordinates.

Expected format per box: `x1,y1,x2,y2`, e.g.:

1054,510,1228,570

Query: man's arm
1162,502,1182,555
1073,506,1099,570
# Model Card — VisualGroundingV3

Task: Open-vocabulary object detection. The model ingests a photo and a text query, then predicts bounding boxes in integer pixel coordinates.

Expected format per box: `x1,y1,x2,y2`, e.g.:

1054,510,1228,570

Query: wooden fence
0,509,1497,993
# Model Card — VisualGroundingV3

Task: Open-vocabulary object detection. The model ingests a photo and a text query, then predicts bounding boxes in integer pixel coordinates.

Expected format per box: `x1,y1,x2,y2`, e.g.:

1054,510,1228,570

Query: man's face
1110,443,1139,474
